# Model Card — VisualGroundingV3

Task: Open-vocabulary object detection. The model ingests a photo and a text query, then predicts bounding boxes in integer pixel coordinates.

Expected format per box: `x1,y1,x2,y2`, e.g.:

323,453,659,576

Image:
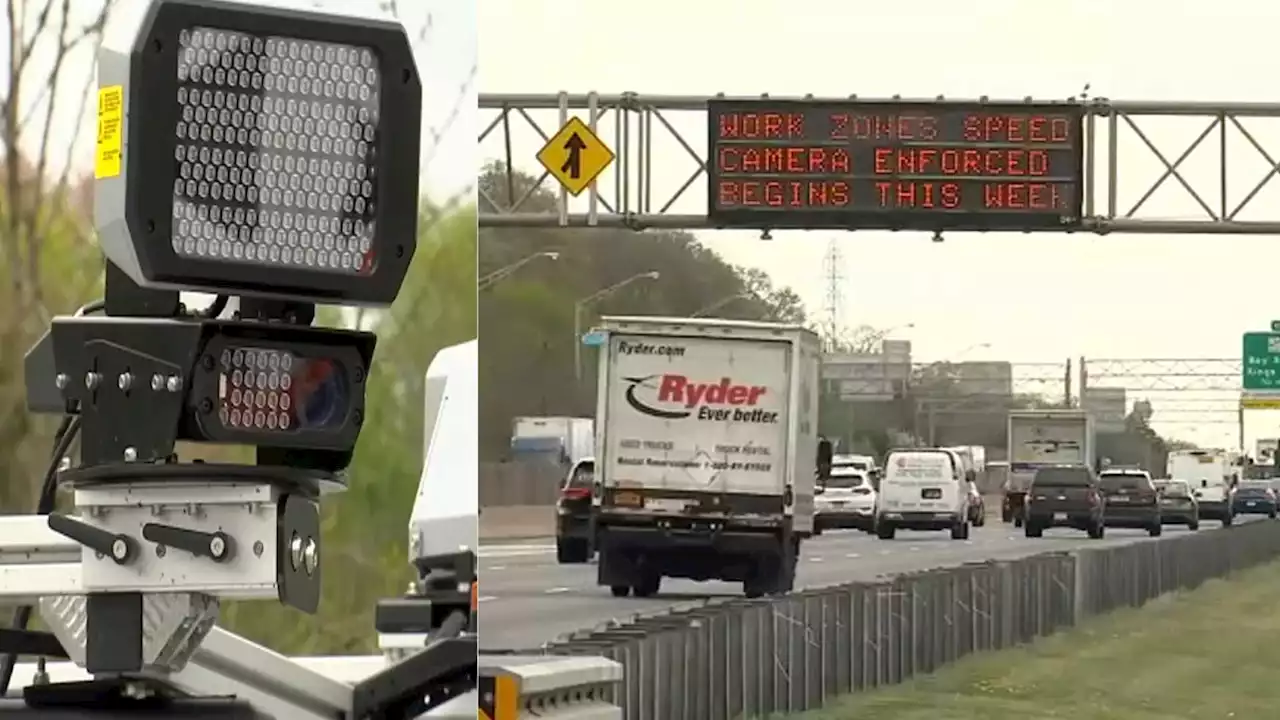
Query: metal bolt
111,538,129,561
151,373,165,391
117,372,133,391
57,456,72,472
252,540,264,557
85,372,101,390
302,537,318,575
407,581,419,595
54,373,68,390
155,544,166,558
123,447,137,462
166,375,182,392
94,551,104,560
209,535,226,559
289,532,303,571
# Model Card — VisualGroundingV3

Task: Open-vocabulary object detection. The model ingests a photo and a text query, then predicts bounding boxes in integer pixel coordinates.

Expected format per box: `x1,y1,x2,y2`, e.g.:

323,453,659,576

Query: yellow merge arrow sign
536,116,615,197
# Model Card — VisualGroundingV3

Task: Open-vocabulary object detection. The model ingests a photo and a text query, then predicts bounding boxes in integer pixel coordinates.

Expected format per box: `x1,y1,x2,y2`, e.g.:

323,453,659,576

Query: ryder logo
623,374,779,423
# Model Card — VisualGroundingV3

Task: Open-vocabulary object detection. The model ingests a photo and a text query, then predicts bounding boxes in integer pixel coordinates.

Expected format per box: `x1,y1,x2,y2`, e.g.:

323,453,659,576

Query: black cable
0,414,81,698
201,295,229,319
75,300,104,317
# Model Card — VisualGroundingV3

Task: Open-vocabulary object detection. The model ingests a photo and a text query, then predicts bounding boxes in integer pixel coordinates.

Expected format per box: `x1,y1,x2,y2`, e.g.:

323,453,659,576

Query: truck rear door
602,333,791,499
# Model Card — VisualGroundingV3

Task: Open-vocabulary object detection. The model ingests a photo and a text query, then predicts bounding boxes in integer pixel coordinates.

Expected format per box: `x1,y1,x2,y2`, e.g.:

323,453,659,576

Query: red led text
718,146,850,174
873,148,1052,177
962,113,1072,143
871,181,1068,211
717,180,851,210
718,112,805,139
829,113,938,141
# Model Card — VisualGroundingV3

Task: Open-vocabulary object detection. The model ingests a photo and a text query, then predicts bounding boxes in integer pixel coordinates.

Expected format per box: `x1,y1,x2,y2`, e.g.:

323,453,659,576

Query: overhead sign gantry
479,92,1280,234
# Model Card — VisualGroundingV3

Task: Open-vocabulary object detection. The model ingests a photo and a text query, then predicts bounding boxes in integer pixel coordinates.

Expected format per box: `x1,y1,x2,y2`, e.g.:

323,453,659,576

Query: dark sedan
556,458,596,563
1232,480,1278,519
1098,470,1162,537
1155,479,1199,529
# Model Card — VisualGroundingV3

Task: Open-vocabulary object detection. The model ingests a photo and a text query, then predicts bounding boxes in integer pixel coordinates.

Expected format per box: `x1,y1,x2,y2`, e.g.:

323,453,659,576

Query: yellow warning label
95,85,124,179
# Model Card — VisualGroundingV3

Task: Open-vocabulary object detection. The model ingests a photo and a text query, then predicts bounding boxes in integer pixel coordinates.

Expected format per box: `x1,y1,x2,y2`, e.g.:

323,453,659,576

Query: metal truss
915,362,1071,413
1082,357,1241,426
480,93,1280,232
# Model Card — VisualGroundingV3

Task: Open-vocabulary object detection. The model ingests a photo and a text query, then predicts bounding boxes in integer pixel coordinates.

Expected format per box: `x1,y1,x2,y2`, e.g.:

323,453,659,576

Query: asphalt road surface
478,519,1250,650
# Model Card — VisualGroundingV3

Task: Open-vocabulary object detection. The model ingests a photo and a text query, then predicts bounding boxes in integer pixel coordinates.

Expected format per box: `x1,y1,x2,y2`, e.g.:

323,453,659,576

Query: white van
1168,449,1234,526
875,448,971,540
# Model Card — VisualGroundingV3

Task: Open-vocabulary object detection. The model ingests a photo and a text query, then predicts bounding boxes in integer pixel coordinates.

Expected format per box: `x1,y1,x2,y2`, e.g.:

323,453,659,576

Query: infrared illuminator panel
95,0,423,306
706,99,1085,232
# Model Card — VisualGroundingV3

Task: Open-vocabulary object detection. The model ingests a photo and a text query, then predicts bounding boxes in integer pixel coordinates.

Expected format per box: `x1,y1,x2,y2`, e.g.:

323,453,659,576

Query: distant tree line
478,163,806,461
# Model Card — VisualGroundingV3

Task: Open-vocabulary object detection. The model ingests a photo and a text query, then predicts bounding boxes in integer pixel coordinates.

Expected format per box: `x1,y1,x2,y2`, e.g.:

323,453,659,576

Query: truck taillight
561,487,591,501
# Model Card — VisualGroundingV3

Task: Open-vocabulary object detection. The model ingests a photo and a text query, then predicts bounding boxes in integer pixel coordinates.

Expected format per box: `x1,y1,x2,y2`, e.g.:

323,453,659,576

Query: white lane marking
845,552,861,558
908,546,920,551
809,557,824,563
477,595,497,603
479,544,555,558
487,565,507,571
878,549,891,555
545,587,571,594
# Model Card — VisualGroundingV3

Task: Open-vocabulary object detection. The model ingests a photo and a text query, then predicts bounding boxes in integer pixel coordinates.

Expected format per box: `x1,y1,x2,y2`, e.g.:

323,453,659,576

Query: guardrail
527,520,1280,720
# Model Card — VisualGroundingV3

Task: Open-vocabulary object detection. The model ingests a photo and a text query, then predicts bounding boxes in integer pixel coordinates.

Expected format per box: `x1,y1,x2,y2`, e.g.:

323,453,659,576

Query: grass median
785,559,1280,720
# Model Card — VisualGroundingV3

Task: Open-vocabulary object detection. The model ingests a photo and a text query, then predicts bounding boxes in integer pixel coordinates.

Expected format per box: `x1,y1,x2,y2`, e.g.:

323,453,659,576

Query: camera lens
293,358,350,430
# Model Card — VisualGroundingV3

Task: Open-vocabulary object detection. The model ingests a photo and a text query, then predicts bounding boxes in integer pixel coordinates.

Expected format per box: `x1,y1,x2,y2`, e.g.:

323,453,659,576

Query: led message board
707,99,1085,231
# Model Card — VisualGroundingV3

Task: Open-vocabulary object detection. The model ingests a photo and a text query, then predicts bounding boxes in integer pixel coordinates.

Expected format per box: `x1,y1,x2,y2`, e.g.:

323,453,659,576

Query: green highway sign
1243,332,1280,390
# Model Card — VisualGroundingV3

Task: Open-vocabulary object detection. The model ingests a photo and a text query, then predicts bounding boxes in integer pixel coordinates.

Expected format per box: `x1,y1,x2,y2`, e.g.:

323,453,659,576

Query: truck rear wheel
632,570,661,598
609,585,630,597
875,522,896,540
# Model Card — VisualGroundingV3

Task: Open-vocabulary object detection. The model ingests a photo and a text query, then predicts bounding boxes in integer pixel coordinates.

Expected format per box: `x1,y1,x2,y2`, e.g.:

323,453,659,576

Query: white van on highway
874,448,971,541
1168,449,1234,527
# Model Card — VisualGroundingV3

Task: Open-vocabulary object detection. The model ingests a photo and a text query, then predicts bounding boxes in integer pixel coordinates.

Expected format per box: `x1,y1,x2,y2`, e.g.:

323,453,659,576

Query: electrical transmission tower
822,240,843,350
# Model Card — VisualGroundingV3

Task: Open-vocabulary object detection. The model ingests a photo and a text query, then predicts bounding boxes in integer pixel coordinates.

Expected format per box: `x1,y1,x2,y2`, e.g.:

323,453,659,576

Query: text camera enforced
15,0,422,680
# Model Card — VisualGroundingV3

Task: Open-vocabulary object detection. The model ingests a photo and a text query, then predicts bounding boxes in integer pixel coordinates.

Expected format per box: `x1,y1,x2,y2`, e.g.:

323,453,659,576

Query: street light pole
478,251,560,290
573,271,661,382
691,292,754,318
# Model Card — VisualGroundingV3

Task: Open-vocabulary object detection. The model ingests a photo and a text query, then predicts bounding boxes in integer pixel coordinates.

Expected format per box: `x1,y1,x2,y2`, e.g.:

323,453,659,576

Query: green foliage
0,172,102,512
220,203,476,654
478,163,806,460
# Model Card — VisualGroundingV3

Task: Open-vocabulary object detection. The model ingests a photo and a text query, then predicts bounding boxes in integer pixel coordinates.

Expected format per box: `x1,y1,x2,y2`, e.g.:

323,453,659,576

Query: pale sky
479,0,1280,449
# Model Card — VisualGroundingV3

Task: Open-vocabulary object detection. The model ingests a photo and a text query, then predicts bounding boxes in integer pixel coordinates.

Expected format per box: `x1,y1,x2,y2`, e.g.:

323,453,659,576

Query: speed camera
95,0,422,306
7,0,445,693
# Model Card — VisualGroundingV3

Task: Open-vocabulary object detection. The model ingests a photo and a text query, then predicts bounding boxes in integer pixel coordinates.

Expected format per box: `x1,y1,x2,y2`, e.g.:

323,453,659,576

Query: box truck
590,316,821,599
